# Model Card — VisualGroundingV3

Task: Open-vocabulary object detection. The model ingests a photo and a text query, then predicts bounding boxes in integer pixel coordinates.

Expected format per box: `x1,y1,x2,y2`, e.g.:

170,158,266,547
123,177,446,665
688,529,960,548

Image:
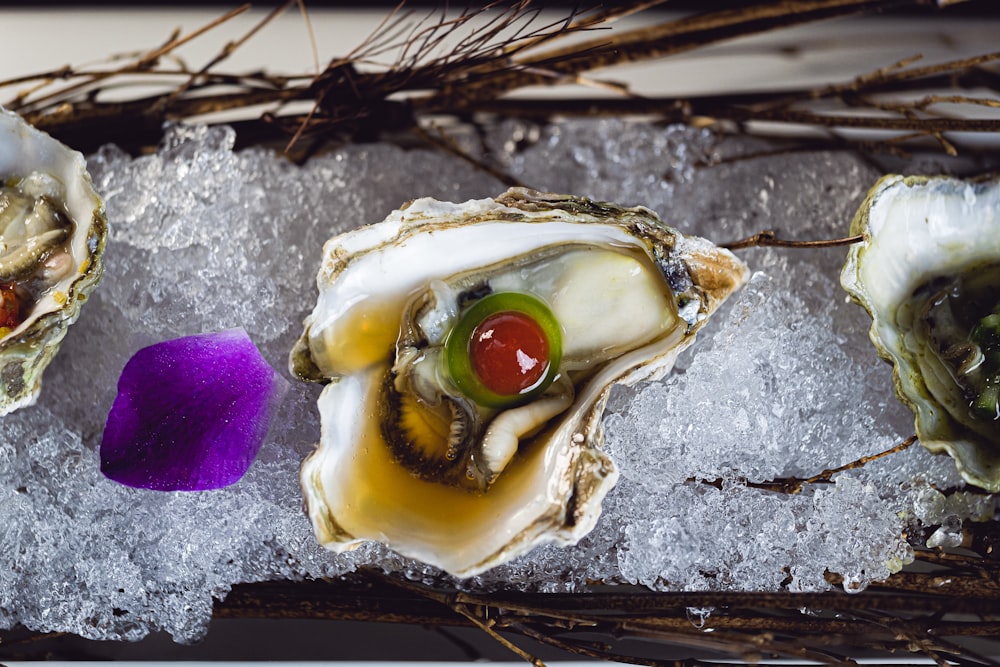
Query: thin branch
722,230,863,251
415,0,931,112
699,435,919,495
152,1,296,115
766,435,918,495
413,121,526,189
8,5,251,116
452,603,547,667
200,572,1000,665
2,0,996,157
384,576,546,667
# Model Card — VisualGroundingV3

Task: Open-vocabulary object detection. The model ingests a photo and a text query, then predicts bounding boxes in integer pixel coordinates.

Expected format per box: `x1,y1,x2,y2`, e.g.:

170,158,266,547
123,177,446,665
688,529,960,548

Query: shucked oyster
0,108,107,414
842,174,1000,491
292,188,748,576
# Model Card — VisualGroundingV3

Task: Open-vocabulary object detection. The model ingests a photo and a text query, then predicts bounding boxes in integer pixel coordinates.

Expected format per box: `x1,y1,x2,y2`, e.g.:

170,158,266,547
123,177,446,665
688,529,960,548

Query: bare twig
384,576,547,666
700,435,919,495
151,1,297,115
722,230,864,251
8,5,252,117
412,121,527,188
196,570,1000,666
762,435,918,495
1,0,995,157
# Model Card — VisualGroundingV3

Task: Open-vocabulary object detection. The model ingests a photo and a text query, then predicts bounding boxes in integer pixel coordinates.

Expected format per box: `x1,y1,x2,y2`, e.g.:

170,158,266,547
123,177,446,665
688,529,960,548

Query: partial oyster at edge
292,188,749,576
842,174,1000,491
0,108,108,415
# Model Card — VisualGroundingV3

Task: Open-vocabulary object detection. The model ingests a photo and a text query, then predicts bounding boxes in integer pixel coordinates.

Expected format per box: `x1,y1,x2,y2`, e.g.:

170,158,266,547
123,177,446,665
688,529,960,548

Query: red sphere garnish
0,284,24,330
469,311,550,396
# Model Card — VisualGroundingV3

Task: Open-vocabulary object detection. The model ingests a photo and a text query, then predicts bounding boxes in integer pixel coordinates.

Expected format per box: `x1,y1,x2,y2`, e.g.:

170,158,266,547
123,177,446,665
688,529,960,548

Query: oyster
842,174,1000,491
0,108,107,414
292,188,748,576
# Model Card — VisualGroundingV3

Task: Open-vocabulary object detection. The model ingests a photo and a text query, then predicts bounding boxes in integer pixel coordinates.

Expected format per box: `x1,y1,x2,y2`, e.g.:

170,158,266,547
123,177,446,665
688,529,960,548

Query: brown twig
151,1,297,116
722,230,864,251
699,435,918,495
417,0,924,111
786,435,918,491
7,5,253,117
384,575,547,666
1,0,995,157
196,570,1000,665
412,121,527,188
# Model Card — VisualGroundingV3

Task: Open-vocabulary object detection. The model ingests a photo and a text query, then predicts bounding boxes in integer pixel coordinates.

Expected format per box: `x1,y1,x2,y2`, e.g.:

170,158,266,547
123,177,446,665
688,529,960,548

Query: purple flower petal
101,328,289,491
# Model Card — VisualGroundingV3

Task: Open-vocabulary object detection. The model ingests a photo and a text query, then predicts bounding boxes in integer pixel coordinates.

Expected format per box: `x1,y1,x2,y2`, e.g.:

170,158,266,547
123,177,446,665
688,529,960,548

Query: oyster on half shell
292,188,748,576
842,174,1000,491
0,109,108,414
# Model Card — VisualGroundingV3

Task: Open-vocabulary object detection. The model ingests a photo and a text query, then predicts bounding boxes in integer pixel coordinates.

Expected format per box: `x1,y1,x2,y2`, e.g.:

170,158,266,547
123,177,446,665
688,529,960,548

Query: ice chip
100,328,289,491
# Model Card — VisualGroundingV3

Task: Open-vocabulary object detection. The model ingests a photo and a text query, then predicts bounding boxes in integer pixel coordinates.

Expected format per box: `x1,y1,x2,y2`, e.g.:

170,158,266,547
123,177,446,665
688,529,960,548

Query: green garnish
444,292,562,409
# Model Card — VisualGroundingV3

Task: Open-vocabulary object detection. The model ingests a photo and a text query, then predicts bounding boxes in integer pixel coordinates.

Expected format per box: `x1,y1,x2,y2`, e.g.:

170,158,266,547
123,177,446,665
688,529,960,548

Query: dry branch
1,0,997,158
207,567,1000,666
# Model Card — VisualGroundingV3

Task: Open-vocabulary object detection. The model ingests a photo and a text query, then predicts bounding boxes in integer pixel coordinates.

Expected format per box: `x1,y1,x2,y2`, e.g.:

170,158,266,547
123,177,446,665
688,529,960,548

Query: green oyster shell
842,174,1000,490
0,109,108,414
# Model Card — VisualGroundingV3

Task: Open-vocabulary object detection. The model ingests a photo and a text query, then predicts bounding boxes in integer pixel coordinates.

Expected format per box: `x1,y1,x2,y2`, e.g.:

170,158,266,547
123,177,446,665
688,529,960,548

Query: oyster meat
842,174,1000,491
0,109,107,415
292,188,748,576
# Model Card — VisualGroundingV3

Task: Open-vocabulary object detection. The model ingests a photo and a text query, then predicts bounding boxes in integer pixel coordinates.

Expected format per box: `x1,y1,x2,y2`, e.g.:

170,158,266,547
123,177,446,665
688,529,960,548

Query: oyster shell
292,188,748,576
842,174,1000,490
0,109,107,414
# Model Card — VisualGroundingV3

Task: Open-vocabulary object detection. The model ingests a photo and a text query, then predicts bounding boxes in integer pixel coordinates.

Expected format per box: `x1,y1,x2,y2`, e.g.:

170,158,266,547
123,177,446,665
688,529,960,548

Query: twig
700,435,918,495
4,0,994,157
722,230,863,251
151,1,296,115
8,5,252,117
412,121,527,189
415,0,941,113
767,434,917,494
384,576,547,666
199,572,1000,665
450,602,547,667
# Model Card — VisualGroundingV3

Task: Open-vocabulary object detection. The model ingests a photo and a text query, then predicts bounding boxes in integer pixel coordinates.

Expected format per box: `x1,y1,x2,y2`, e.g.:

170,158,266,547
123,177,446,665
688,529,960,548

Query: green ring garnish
444,292,562,409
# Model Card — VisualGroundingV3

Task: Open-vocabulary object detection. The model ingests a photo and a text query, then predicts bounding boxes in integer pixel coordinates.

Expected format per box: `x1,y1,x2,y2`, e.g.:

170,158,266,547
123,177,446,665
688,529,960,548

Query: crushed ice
0,119,995,642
